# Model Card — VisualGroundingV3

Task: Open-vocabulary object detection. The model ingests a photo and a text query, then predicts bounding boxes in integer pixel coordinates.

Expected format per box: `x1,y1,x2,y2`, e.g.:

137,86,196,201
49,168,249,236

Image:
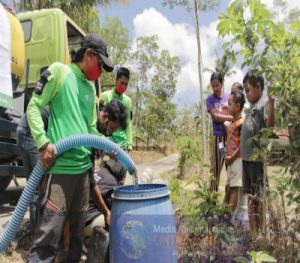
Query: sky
99,0,233,103
98,0,300,104
3,0,299,104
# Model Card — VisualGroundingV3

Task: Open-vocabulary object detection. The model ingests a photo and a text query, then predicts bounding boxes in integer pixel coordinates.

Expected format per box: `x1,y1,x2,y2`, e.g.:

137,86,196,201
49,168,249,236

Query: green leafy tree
175,102,201,137
174,102,205,176
151,49,180,100
99,17,130,66
145,48,180,145
98,16,130,88
162,0,218,12
177,136,201,177
217,0,300,150
270,0,300,25
217,0,300,259
18,0,128,32
130,35,159,147
129,35,180,148
204,51,236,81
141,95,177,146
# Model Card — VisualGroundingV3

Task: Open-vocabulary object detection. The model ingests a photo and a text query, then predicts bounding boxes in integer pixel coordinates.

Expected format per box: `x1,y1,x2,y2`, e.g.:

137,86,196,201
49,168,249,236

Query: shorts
242,160,264,197
226,158,243,187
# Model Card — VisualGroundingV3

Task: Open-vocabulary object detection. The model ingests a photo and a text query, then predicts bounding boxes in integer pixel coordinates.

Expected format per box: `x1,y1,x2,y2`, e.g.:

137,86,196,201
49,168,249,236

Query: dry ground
0,150,177,262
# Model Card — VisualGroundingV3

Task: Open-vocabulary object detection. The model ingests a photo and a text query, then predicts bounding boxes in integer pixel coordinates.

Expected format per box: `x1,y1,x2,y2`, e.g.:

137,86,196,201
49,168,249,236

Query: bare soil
0,150,176,262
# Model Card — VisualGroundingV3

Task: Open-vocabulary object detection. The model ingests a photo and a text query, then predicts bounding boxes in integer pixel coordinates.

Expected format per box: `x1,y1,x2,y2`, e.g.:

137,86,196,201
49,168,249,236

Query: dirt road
125,152,179,184
0,179,29,232
0,153,179,231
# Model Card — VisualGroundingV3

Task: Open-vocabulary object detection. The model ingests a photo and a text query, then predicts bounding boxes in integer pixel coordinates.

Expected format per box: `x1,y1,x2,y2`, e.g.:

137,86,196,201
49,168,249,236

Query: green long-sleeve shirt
27,62,100,174
101,90,132,150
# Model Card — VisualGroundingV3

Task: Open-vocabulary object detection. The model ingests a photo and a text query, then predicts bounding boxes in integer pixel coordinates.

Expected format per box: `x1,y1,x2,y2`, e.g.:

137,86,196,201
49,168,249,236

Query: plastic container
110,184,176,263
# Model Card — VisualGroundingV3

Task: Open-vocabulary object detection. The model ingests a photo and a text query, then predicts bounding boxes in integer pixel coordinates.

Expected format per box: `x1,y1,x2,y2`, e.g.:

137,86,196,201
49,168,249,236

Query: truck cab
17,8,86,107
0,8,86,192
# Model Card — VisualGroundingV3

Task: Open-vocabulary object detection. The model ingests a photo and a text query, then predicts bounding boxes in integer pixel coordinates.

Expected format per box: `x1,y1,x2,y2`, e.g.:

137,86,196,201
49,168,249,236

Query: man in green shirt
27,33,114,263
101,67,132,151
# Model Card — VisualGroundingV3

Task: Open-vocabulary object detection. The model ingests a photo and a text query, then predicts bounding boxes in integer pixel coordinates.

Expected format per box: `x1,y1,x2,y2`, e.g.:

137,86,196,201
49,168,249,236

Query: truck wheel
0,176,13,193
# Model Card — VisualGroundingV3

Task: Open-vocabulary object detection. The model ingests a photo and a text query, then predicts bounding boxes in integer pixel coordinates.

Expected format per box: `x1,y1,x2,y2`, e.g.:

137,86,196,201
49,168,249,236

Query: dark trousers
210,135,226,192
16,126,39,179
16,126,39,237
242,161,264,198
28,173,89,263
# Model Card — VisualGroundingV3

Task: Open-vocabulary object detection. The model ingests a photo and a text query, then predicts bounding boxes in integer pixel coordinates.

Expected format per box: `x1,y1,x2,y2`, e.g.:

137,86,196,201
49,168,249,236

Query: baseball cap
82,33,114,72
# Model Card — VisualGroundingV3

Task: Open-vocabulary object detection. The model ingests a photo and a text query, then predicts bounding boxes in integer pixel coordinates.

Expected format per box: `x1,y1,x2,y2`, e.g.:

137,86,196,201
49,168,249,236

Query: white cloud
262,0,300,11
132,8,244,101
229,0,300,9
262,0,300,21
229,0,300,21
224,66,245,92
133,8,196,60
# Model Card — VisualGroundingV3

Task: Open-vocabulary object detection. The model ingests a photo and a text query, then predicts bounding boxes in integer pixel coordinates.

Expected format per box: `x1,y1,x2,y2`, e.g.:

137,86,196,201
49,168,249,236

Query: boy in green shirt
27,33,114,263
101,67,132,151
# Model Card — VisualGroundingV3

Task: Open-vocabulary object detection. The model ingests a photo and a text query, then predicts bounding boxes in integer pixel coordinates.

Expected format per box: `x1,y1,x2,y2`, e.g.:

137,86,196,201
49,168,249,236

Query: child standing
206,72,233,191
224,90,245,211
240,70,275,235
224,82,244,134
231,82,243,93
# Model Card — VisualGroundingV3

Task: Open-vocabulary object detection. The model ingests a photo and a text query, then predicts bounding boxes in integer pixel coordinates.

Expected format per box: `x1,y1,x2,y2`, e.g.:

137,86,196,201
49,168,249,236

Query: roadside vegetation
1,0,299,262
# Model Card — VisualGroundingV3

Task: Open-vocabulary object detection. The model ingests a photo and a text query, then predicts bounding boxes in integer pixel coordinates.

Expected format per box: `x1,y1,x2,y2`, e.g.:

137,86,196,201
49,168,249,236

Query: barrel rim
114,183,168,193
112,183,170,201
111,191,170,201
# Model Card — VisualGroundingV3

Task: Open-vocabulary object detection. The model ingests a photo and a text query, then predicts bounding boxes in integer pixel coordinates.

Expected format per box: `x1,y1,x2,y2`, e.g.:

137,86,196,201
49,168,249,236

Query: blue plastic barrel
110,184,177,263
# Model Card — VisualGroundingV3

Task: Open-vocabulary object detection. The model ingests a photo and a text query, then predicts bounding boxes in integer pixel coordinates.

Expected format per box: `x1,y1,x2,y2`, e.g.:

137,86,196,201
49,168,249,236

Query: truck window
21,20,32,42
67,21,84,50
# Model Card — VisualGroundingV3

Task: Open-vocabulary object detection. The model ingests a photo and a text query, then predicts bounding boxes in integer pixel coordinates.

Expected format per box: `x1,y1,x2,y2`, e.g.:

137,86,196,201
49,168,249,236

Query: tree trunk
135,87,140,149
147,135,150,148
193,0,207,162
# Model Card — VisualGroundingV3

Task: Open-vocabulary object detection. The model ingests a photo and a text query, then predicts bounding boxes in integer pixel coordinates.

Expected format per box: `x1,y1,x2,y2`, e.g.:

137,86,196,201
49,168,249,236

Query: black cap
82,33,114,72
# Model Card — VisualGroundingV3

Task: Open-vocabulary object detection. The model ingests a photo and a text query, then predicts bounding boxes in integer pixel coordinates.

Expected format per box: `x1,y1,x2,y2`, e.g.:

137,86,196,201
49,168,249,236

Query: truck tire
0,176,13,193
